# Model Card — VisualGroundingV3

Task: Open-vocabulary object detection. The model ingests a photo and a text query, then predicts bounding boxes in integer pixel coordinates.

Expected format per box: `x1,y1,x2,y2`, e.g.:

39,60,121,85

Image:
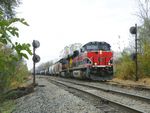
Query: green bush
0,100,15,113
115,52,136,80
138,43,150,77
11,62,29,88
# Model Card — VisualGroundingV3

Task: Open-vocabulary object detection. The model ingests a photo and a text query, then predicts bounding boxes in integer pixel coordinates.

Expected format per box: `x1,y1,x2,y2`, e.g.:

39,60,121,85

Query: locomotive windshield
82,41,110,52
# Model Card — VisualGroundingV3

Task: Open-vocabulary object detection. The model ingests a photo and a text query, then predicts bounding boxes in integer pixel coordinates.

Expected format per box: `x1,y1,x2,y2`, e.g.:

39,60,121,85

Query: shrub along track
46,76,150,113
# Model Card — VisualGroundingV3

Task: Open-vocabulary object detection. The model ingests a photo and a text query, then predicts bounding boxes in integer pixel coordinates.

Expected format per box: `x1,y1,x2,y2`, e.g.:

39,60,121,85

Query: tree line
0,0,32,92
115,0,150,81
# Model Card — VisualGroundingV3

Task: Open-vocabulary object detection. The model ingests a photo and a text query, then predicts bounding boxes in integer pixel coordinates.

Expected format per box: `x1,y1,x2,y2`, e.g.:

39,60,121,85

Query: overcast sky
16,0,139,69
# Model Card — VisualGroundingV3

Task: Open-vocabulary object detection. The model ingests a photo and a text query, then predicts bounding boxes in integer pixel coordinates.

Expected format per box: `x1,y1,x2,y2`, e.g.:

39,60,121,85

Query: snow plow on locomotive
48,41,113,81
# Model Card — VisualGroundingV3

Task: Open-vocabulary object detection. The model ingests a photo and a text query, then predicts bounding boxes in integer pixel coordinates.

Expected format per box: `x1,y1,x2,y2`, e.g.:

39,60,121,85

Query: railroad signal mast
32,40,40,86
130,24,138,81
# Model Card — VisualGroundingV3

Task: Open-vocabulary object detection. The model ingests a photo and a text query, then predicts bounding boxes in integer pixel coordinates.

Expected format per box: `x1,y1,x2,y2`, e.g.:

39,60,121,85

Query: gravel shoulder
12,77,103,113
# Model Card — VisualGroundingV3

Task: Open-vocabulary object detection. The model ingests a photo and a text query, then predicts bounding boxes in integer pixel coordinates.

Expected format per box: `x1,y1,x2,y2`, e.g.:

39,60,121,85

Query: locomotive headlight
108,62,111,65
94,63,97,65
99,50,102,54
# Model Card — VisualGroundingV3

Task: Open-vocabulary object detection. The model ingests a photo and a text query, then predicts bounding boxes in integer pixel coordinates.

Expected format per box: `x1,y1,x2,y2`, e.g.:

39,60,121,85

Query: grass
0,78,33,113
0,92,16,113
0,99,15,113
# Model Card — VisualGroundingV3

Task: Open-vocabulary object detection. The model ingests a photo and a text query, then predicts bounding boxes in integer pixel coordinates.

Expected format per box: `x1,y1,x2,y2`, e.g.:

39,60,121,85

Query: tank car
48,61,62,76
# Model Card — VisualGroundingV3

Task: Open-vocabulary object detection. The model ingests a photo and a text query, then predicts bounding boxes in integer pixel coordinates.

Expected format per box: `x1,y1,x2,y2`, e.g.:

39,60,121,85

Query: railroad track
48,77,150,113
55,77,150,103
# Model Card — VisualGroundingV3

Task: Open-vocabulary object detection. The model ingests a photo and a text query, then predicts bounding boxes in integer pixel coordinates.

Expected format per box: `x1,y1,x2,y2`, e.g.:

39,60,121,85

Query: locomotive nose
93,52,102,65
97,52,107,65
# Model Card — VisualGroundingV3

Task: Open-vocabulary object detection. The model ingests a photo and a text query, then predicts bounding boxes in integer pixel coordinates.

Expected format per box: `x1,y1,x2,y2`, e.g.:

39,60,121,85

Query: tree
0,11,32,60
115,0,150,80
0,10,32,91
136,0,150,77
0,0,22,18
36,61,53,73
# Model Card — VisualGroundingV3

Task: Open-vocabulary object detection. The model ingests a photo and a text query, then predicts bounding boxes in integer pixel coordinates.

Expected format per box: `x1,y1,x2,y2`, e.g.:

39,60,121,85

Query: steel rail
56,78,150,103
48,78,144,113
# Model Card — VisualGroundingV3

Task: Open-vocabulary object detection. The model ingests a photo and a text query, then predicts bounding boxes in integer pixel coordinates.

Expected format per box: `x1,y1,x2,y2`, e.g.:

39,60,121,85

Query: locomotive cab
81,41,113,80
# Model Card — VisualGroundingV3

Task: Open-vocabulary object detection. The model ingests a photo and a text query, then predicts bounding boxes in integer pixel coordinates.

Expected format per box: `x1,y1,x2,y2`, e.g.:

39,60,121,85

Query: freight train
42,41,113,80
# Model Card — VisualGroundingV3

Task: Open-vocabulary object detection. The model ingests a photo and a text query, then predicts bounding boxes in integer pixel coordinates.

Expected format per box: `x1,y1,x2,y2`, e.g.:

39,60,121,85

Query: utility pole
130,24,138,81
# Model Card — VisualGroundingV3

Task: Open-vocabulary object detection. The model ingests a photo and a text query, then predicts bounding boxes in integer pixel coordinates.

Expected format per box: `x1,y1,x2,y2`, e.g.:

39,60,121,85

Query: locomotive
48,41,113,80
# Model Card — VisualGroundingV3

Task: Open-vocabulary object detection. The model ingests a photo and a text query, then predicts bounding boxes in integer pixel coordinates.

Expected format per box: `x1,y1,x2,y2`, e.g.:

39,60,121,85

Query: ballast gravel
12,77,103,113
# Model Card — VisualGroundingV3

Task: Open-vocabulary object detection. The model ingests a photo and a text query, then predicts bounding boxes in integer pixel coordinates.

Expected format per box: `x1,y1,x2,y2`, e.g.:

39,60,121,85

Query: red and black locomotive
49,41,113,81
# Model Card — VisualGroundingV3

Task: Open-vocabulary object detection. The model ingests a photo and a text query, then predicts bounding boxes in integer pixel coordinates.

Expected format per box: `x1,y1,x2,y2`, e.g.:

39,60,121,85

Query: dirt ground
111,77,150,88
